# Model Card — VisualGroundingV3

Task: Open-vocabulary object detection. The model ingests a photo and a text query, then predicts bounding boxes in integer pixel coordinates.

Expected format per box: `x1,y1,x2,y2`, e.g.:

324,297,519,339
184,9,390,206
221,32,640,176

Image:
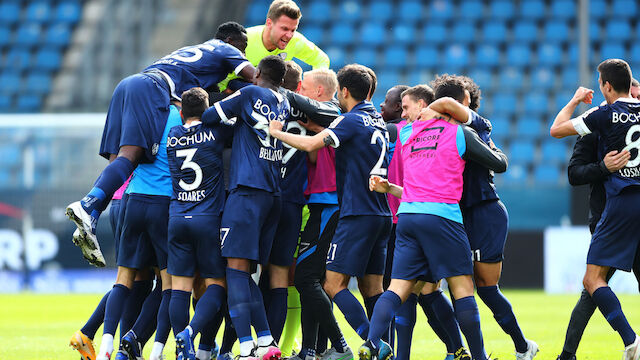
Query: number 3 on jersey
176,148,202,191
370,130,388,176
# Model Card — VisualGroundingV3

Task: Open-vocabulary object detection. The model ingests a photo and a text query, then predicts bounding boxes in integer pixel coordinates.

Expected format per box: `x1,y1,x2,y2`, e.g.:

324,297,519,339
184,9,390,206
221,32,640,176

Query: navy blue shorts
392,214,473,281
99,73,171,163
220,187,281,264
118,194,169,270
588,187,640,272
325,215,392,277
168,215,225,279
270,201,304,267
463,200,509,263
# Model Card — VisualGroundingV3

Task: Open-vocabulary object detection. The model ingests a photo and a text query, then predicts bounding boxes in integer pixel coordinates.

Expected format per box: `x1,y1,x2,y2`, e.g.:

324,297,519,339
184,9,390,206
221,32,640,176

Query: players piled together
64,1,640,360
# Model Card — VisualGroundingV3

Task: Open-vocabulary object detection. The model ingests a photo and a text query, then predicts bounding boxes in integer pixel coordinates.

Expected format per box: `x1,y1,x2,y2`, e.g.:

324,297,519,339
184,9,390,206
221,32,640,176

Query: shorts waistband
142,70,174,99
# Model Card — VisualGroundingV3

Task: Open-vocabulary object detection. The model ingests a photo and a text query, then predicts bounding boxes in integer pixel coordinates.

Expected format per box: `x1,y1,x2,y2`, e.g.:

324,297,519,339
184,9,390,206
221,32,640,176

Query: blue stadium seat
15,23,43,47
459,0,484,20
0,145,21,167
481,22,507,43
537,43,562,66
605,21,631,41
509,141,536,165
489,0,515,20
590,22,602,41
367,1,392,22
330,23,354,46
5,48,32,70
489,116,510,141
359,23,385,46
0,169,11,186
34,48,61,72
600,42,627,60
541,140,568,164
568,43,580,63
0,95,10,110
515,118,542,139
55,1,81,24
0,26,10,48
17,95,42,112
513,22,538,43
377,70,402,94
468,69,493,91
445,44,469,68
428,1,452,20
422,23,447,44
245,2,268,25
300,25,323,46
352,47,376,68
506,44,531,67
589,0,607,19
493,94,517,115
392,24,415,45
0,72,21,95
325,47,346,70
383,46,407,68
519,0,546,20
501,164,529,185
499,67,524,89
524,92,549,115
46,23,72,47
531,67,555,89
543,21,570,42
415,46,438,68
631,43,640,62
475,44,500,68
25,72,51,94
25,2,52,23
338,1,362,23
451,22,476,43
612,0,637,18
550,0,575,19
0,3,21,25
555,91,574,111
400,1,424,22
534,165,561,184
304,2,331,24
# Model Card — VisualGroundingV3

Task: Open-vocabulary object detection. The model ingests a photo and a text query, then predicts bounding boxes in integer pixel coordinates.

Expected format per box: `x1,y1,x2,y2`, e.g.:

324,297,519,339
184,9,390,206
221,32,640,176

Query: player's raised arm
550,87,594,138
201,90,243,127
461,126,508,173
269,119,329,152
424,97,471,124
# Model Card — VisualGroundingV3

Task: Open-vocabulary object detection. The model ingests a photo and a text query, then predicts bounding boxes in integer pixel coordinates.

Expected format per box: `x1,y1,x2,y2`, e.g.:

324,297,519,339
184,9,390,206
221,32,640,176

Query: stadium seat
5,48,32,71
531,67,555,89
444,44,469,68
304,2,332,24
0,145,21,167
459,0,484,21
0,26,10,48
481,22,507,43
337,1,362,23
589,0,607,19
515,118,542,139
427,1,452,20
414,46,438,68
358,23,385,46
299,25,323,46
543,22,570,42
605,21,631,41
489,0,514,20
600,42,627,61
534,165,561,184
506,44,531,67
499,67,524,89
451,23,476,43
383,46,407,68
15,23,43,47
519,0,546,20
493,94,517,115
513,22,538,43
330,23,355,46
541,140,569,164
17,95,42,112
590,22,602,42
325,47,346,70
352,47,377,68
245,2,267,25
0,72,21,95
25,72,52,94
537,43,562,66
509,141,536,165
367,1,393,22
0,3,21,25
34,48,62,72
25,2,52,23
612,0,637,18
468,69,494,91
489,116,510,141
500,164,529,185
392,24,415,45
567,43,580,64
400,1,424,22
475,44,500,68
630,43,640,63
524,91,549,115
0,95,10,110
555,91,573,111
422,23,447,45
550,0,575,19
377,70,402,94
46,23,72,48
55,1,82,24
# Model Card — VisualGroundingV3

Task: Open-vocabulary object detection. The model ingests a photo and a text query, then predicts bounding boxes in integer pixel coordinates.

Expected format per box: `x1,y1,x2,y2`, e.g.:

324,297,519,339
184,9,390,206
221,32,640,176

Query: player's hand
298,119,325,133
603,150,631,172
417,108,449,122
269,120,284,135
571,87,595,105
369,175,391,193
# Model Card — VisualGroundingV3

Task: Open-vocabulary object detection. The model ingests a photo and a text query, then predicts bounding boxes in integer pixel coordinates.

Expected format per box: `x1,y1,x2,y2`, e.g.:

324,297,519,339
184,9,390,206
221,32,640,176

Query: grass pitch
1,290,638,359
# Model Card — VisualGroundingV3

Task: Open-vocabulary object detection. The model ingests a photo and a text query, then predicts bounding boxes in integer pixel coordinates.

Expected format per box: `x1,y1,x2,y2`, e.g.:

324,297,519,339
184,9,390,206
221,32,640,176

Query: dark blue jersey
461,109,500,208
145,39,250,100
325,101,391,218
166,122,231,216
574,98,640,196
202,85,290,193
280,118,308,204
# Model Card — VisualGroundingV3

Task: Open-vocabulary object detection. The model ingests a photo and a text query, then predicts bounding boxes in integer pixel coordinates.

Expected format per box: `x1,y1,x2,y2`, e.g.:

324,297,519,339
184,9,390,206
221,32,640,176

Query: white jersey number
623,124,640,168
164,44,215,63
252,111,278,148
369,130,388,176
282,122,307,165
176,148,202,191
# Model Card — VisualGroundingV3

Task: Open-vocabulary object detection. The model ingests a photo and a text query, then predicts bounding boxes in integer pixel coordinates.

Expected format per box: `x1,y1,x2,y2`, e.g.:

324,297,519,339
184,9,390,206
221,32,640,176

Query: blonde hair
305,69,338,97
267,0,301,21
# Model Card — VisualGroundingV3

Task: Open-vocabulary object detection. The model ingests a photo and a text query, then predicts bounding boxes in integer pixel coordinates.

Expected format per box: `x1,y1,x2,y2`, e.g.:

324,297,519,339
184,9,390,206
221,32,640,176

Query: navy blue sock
119,280,152,339
103,284,131,336
267,287,288,342
364,293,381,319
248,277,272,341
455,296,486,360
477,285,528,353
220,310,237,354
592,286,637,346
226,268,254,355
334,289,370,339
395,293,417,360
132,282,162,346
81,290,110,339
169,290,191,336
299,348,316,359
368,291,402,347
419,291,461,353
82,157,134,216
154,289,172,344
190,285,225,336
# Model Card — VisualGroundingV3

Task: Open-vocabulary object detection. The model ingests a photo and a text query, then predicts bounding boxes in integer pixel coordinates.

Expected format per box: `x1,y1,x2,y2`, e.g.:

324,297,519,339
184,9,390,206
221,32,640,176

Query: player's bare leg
324,270,372,340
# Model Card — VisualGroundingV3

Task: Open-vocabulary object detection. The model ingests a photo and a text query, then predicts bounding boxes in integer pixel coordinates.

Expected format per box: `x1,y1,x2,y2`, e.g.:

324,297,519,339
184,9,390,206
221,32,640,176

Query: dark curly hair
459,75,482,112
431,74,467,104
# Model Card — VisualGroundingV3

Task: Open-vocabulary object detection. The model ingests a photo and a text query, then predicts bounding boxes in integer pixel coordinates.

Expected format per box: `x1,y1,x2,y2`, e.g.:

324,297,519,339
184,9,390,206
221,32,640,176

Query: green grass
1,290,639,359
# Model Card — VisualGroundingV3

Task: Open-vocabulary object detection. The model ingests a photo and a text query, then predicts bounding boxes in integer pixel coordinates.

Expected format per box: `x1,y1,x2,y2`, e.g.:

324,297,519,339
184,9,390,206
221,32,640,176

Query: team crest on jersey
329,116,344,128
152,143,159,156
278,52,287,59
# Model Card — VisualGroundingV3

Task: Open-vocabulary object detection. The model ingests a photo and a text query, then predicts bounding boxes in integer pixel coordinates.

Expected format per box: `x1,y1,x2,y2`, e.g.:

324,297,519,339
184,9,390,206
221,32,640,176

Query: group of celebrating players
63,1,640,360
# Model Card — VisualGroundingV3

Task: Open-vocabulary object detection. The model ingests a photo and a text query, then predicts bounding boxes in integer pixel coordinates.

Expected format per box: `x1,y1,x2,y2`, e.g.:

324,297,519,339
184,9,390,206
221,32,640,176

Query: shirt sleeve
290,32,330,69
571,106,604,136
324,115,357,148
202,89,244,127
223,46,252,75
567,134,610,186
466,109,492,136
